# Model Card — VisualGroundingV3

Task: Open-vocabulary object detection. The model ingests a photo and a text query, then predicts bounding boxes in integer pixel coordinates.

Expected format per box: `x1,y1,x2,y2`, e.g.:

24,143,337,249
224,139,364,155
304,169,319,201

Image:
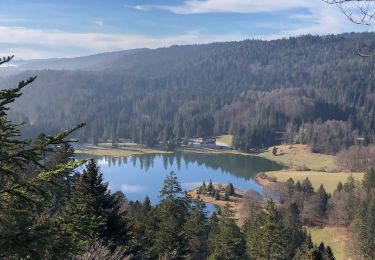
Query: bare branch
323,0,375,56
323,0,375,25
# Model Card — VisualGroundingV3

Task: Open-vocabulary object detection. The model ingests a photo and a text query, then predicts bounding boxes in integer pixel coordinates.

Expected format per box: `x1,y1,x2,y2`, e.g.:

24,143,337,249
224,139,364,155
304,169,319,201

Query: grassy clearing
76,144,170,158
216,135,233,147
266,170,364,193
308,226,348,260
258,144,336,172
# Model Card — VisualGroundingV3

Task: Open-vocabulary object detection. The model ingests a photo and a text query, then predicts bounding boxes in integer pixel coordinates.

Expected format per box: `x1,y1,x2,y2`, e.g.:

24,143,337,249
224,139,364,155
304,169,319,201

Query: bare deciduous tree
336,145,375,172
324,0,375,56
324,0,375,25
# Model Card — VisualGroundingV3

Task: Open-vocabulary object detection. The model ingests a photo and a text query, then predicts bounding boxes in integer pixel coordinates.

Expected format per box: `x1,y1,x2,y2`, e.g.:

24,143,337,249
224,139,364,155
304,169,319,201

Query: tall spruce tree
259,200,285,260
207,179,213,194
295,180,302,192
363,168,375,190
154,171,188,259
61,160,130,254
302,178,314,195
324,246,335,260
0,56,85,259
183,199,209,259
143,195,152,213
226,183,235,196
359,196,375,259
48,142,77,214
283,203,306,258
286,178,295,198
244,202,265,258
208,206,245,260
316,184,329,216
336,181,343,193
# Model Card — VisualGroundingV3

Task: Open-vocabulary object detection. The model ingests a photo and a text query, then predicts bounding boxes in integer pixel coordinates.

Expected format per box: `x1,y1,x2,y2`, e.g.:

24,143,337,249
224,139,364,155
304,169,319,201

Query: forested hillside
2,32,375,154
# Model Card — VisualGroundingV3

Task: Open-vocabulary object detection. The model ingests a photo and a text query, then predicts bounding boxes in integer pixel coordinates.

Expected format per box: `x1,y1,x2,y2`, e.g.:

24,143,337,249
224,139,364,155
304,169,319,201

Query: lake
86,151,283,204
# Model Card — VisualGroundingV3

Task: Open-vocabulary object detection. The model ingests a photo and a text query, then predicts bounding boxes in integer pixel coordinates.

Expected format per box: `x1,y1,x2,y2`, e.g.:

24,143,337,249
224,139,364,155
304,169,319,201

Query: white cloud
93,20,104,27
0,48,57,60
138,0,375,19
137,0,316,14
134,5,149,11
0,26,246,59
262,3,369,39
121,184,147,193
134,0,371,37
124,4,150,11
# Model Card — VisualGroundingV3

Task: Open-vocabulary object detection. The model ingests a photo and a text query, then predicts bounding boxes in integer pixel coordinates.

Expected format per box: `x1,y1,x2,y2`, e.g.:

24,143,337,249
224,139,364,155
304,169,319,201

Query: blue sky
0,0,371,59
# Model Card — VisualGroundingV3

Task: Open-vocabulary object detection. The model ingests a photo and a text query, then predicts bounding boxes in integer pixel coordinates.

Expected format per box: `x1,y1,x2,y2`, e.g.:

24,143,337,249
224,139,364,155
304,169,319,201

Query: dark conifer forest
2,53,375,259
2,32,375,154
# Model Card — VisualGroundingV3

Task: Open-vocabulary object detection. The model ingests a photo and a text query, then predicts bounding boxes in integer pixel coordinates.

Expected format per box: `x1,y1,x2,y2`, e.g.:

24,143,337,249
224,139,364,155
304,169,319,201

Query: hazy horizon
0,0,372,59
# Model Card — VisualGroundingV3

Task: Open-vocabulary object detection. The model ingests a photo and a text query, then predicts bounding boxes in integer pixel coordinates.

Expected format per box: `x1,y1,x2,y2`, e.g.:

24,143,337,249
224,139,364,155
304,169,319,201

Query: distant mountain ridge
0,48,149,75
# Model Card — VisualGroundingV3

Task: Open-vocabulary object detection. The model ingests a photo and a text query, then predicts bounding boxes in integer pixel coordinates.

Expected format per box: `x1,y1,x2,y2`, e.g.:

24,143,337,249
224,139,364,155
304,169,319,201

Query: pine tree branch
0,55,14,66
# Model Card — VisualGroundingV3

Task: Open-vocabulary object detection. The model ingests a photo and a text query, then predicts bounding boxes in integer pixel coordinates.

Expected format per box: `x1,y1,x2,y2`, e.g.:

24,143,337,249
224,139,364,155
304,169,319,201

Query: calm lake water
86,151,283,204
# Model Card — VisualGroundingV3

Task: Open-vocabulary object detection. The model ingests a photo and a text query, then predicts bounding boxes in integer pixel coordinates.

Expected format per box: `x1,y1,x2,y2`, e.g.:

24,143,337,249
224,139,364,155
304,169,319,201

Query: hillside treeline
3,32,375,154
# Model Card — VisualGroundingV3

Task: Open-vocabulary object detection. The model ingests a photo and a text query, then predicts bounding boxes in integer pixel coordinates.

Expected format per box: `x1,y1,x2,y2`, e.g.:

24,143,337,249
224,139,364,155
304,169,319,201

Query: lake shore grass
75,143,171,158
175,146,252,156
216,134,233,147
258,144,336,172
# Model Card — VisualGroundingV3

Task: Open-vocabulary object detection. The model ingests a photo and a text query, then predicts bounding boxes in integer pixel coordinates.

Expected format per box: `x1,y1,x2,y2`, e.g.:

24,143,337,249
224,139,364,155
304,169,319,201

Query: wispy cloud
130,0,368,37
124,4,150,11
0,26,246,59
263,3,369,39
0,48,56,60
133,0,315,14
93,20,104,27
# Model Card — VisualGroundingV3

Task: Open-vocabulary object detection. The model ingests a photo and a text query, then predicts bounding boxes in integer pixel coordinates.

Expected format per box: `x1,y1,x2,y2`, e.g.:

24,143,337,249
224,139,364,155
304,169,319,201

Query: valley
3,1,375,259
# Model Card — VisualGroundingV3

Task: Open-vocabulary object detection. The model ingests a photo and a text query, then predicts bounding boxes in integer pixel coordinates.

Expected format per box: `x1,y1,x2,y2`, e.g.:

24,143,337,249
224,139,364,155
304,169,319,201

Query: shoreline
76,142,364,194
75,143,336,170
75,143,172,158
75,142,260,158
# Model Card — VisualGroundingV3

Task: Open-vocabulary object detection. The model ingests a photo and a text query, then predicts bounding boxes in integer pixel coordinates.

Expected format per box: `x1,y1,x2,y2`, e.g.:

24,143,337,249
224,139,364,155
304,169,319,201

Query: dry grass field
216,135,233,147
264,170,364,193
258,144,336,172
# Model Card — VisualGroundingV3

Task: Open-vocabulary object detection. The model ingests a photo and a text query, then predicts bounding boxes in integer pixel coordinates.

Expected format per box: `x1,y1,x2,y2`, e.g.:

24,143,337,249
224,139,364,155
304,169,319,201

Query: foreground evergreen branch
0,56,86,258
